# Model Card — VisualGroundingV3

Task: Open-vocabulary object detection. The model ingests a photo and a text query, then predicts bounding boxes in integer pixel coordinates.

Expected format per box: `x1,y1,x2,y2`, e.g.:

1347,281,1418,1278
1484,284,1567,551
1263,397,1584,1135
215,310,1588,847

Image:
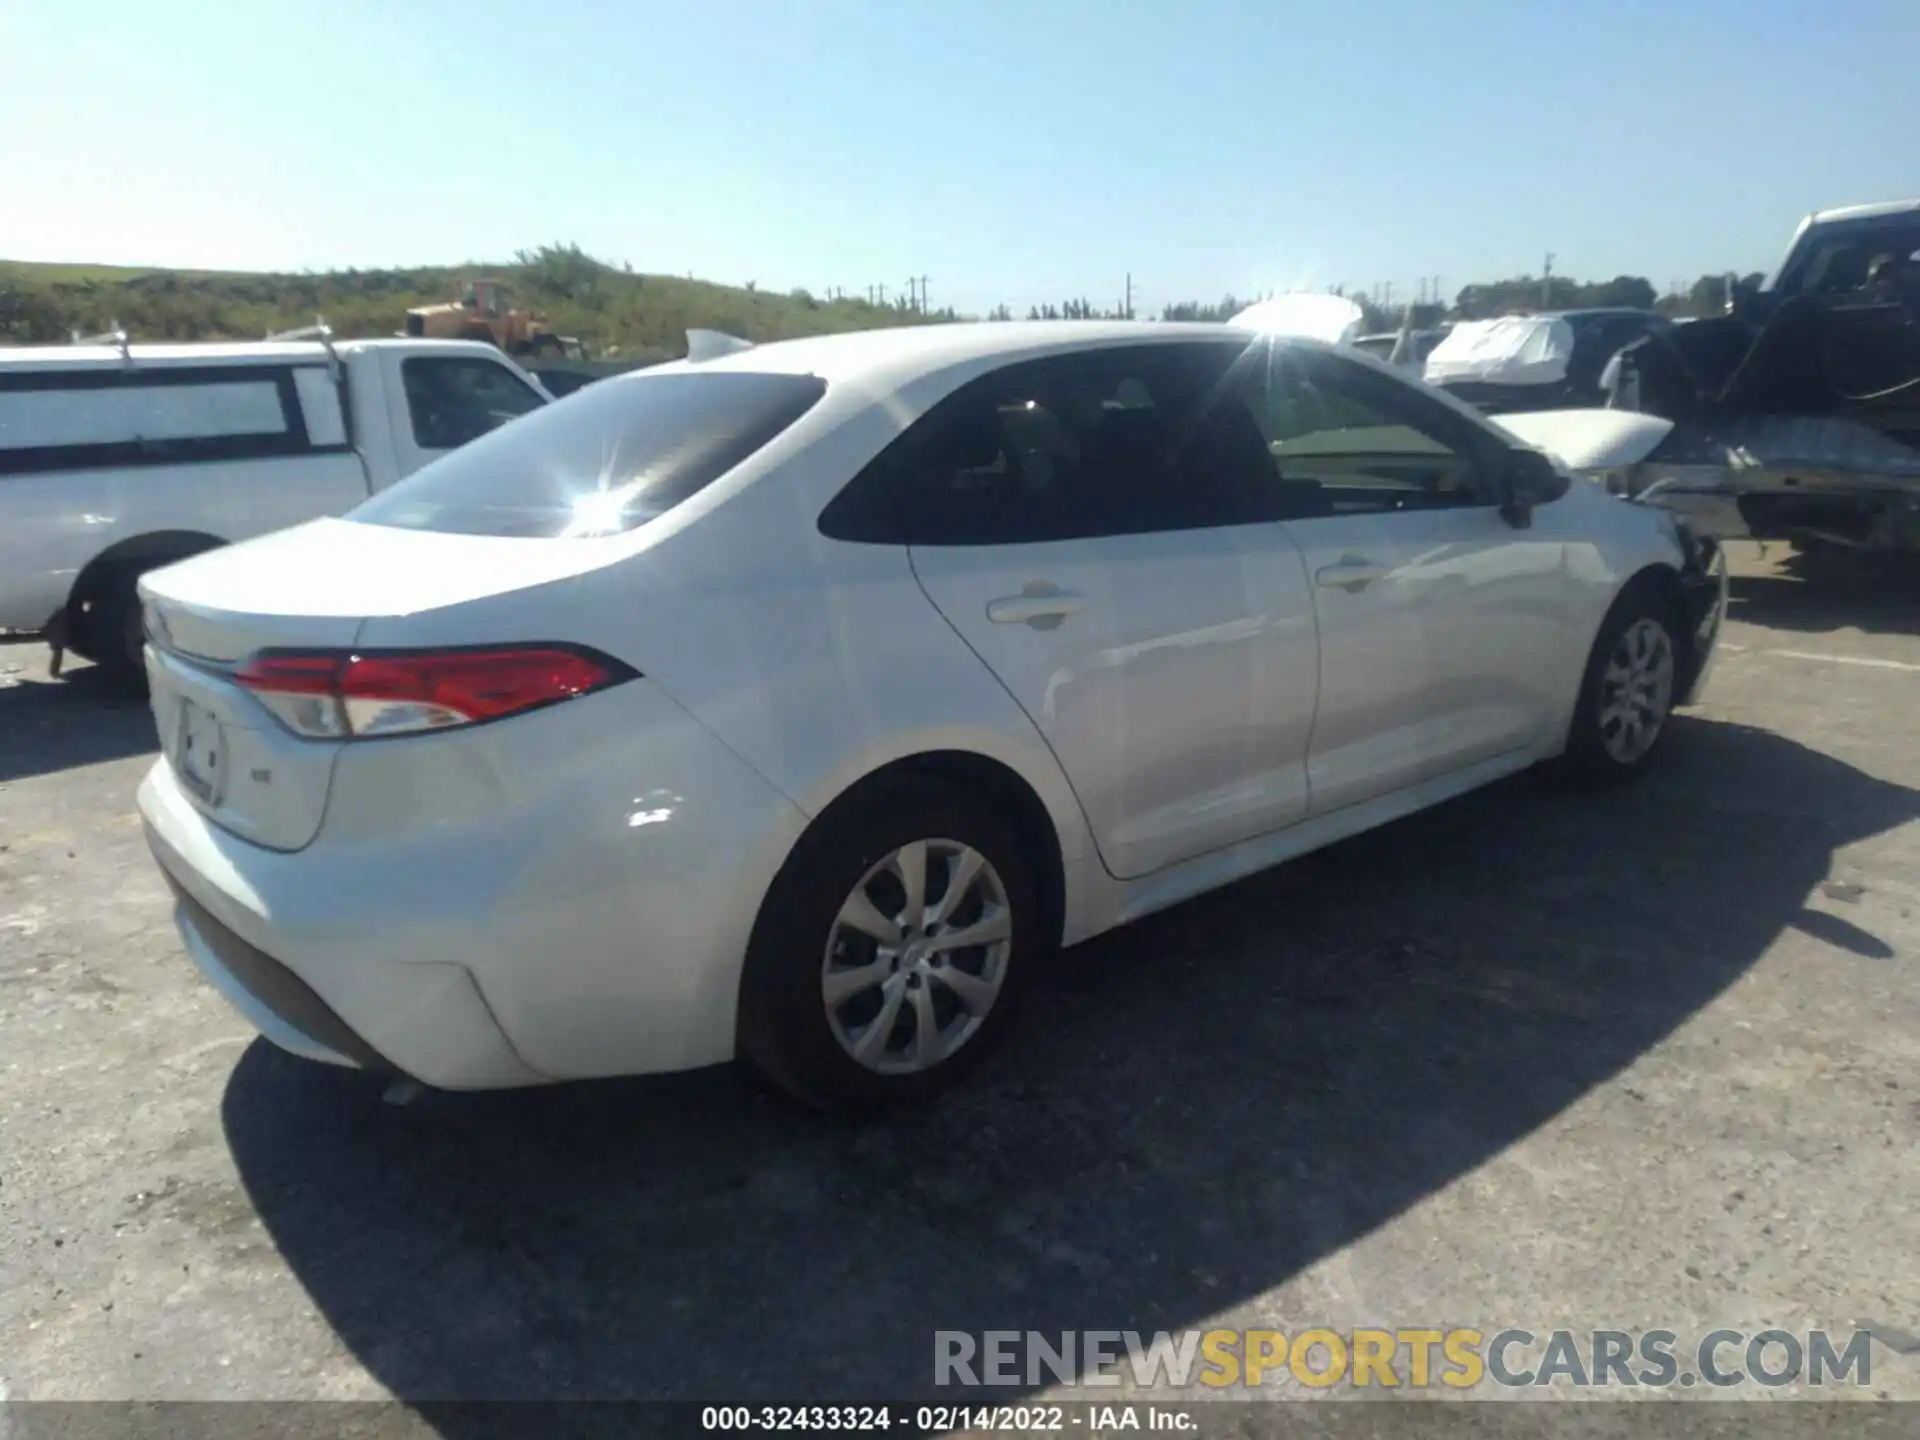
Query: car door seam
903,543,1116,877
1272,518,1325,813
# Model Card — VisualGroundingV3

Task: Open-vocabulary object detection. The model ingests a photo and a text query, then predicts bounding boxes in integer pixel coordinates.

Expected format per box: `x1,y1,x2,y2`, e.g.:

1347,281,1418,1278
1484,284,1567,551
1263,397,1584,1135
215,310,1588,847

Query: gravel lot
2,544,1917,1408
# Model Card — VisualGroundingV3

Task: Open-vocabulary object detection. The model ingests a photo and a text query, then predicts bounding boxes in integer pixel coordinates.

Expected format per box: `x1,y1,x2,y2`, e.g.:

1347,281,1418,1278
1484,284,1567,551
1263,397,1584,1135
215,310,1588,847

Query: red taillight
234,646,633,739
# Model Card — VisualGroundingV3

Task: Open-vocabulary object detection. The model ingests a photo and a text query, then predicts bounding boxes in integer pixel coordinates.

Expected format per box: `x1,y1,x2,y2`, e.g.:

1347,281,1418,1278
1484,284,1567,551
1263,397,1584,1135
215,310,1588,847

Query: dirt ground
2,543,1917,1412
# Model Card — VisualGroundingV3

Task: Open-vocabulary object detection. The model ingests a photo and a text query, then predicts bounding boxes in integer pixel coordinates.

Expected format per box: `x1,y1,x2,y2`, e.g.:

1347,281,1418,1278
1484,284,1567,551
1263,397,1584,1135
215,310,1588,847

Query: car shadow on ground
1728,557,1920,638
0,656,156,782
221,716,1920,1407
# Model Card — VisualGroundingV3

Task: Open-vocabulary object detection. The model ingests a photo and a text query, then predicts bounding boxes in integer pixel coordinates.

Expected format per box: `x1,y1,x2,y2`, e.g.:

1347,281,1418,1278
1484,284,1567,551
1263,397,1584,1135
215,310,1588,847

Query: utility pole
1383,281,1393,309
1125,272,1133,319
1542,253,1555,309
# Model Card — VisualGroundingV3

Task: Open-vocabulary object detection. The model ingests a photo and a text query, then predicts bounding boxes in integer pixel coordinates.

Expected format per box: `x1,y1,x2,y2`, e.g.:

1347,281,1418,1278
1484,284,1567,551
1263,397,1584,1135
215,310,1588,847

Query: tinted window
355,369,827,538
1567,315,1659,388
0,366,308,476
1247,348,1493,515
1778,218,1920,297
831,343,1279,546
401,356,547,450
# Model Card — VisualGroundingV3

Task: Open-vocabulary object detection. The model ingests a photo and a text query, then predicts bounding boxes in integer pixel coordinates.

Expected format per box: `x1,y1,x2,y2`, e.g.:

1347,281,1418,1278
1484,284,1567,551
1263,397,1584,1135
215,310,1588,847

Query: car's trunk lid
139,518,620,850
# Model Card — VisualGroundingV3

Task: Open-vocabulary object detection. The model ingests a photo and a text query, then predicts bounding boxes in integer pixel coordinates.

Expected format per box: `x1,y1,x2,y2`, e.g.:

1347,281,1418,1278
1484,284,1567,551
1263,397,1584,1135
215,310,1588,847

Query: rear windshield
351,370,827,538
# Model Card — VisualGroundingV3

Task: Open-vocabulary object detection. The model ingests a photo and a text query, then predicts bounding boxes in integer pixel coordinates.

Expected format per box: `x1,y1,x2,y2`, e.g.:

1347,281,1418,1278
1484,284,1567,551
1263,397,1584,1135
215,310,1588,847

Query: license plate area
174,697,229,805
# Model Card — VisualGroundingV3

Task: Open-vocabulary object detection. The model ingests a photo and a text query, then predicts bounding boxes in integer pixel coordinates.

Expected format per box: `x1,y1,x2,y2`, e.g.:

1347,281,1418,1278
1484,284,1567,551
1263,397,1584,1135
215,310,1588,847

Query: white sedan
136,322,1727,1111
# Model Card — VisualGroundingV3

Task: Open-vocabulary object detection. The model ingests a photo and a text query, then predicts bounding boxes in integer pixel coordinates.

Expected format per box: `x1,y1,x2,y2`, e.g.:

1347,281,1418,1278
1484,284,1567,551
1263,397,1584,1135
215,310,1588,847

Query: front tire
737,779,1038,1113
1554,584,1681,785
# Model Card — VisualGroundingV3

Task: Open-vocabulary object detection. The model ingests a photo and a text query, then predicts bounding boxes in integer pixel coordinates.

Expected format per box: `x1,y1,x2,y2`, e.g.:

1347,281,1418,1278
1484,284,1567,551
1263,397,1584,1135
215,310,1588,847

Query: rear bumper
136,675,812,1089
143,782,544,1089
164,873,390,1073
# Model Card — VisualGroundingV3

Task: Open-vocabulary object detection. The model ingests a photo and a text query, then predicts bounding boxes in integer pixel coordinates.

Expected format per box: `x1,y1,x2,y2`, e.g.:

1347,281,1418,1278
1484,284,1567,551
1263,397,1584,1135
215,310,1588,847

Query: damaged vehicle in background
1352,323,1452,370
1230,296,1452,373
1421,309,1671,413
1495,199,1920,563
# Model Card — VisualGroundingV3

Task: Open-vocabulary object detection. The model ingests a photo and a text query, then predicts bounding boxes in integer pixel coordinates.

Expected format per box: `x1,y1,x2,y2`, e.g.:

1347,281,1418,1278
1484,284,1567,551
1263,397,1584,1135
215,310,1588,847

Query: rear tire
1551,583,1681,786
82,568,150,698
737,779,1038,1114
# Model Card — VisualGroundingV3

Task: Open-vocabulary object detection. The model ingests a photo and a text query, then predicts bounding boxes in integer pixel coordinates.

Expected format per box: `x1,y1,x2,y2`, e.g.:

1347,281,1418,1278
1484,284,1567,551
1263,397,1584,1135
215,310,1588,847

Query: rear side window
823,343,1280,545
401,356,547,450
353,369,827,537
0,366,313,475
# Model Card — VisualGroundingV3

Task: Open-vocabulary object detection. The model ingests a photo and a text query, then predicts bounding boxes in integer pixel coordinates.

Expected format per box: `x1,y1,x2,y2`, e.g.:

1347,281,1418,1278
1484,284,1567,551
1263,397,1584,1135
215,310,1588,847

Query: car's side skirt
1073,741,1555,942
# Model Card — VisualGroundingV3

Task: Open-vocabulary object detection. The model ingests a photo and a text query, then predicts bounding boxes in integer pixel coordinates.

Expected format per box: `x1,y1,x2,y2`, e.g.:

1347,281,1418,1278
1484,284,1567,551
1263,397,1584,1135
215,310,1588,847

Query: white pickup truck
0,333,549,689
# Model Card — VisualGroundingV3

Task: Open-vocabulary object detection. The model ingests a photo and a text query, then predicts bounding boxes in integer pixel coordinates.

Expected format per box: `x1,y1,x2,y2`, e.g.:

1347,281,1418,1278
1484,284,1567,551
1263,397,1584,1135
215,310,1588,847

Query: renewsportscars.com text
935,1327,1874,1390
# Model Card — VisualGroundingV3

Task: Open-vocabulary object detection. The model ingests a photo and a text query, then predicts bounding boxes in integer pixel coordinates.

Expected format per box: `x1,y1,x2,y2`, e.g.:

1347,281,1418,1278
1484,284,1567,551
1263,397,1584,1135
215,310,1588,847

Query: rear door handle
1314,555,1390,592
987,588,1087,629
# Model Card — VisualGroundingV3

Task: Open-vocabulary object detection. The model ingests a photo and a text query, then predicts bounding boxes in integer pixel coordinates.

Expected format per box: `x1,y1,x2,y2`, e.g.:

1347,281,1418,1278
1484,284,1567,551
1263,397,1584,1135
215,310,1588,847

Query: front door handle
1314,555,1390,592
987,586,1087,629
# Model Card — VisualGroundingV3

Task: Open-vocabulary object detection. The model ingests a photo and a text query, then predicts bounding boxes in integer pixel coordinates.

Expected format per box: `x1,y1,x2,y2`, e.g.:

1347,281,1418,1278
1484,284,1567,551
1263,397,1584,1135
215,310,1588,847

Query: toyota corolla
135,322,1726,1111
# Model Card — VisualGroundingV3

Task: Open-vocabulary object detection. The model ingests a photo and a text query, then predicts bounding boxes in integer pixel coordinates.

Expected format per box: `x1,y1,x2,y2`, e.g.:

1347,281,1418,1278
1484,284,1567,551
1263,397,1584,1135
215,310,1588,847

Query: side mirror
1498,449,1567,527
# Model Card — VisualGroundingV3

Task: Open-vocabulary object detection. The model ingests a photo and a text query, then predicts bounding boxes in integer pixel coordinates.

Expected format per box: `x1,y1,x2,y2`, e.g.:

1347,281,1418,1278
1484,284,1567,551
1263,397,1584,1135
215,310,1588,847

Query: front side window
401,356,546,451
1779,219,1920,298
1247,348,1494,516
355,369,827,538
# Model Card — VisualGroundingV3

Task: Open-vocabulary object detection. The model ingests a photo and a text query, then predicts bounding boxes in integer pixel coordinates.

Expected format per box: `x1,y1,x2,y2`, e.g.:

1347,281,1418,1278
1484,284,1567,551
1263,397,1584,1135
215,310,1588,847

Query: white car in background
135,322,1727,1112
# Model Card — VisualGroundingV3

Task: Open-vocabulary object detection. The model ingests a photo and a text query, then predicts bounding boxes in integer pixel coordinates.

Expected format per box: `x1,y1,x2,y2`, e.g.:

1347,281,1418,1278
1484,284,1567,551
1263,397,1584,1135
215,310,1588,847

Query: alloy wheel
821,839,1013,1075
1598,616,1675,765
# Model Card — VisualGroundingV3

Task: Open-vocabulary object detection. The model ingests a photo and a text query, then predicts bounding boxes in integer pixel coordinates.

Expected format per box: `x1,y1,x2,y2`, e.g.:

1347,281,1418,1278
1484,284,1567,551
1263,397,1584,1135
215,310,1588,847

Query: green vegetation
0,244,957,359
0,240,1778,356
1452,272,1770,321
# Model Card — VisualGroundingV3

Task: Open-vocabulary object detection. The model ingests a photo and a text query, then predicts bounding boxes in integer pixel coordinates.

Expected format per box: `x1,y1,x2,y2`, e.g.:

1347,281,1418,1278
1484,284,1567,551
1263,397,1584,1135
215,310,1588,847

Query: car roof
0,337,501,372
651,320,1261,390
655,318,1518,457
1808,198,1920,226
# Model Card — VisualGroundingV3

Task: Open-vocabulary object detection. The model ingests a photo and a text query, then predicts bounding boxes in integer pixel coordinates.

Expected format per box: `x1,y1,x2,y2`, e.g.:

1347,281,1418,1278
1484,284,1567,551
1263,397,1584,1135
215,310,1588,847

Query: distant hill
0,244,954,360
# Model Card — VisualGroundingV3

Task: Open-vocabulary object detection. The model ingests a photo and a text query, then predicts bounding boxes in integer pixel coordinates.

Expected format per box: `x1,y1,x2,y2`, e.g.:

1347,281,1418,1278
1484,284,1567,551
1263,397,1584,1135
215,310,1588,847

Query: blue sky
3,0,1915,315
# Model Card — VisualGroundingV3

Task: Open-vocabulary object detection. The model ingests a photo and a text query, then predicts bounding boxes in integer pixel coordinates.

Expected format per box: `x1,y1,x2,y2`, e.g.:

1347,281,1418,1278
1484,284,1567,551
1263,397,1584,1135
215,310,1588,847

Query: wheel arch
734,744,1071,1107
63,530,227,649
1616,560,1695,678
789,749,1068,953
1552,560,1690,756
